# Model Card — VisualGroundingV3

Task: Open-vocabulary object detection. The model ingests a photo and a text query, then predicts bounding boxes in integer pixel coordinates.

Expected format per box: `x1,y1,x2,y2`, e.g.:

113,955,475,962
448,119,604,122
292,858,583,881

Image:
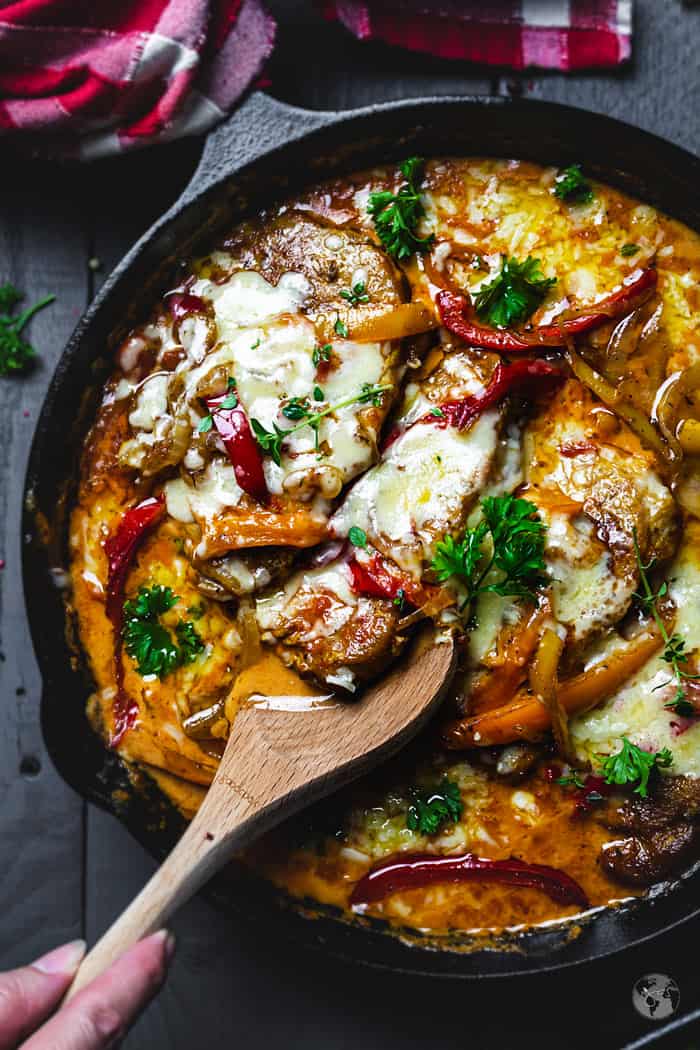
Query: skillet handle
178,91,340,205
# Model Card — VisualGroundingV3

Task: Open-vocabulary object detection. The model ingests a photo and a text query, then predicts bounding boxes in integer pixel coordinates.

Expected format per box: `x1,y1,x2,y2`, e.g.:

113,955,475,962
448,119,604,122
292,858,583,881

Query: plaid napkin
0,0,276,159
325,1,633,70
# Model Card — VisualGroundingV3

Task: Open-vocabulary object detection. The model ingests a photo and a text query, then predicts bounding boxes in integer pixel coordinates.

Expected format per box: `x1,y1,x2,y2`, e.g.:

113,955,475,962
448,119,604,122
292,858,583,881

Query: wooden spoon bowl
68,628,455,995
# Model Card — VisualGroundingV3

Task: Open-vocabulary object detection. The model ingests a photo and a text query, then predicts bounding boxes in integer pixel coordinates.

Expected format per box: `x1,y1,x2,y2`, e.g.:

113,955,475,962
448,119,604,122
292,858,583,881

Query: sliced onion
308,539,347,568
528,626,572,762
566,349,674,462
182,700,225,739
653,362,700,453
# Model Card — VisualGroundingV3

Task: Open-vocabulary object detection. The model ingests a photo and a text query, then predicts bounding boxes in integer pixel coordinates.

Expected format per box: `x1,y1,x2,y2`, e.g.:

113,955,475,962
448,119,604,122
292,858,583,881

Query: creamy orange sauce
69,156,700,940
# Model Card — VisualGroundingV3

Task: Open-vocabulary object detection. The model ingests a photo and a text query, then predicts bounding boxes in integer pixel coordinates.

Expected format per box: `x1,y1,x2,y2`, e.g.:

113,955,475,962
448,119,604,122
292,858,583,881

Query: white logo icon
632,974,680,1020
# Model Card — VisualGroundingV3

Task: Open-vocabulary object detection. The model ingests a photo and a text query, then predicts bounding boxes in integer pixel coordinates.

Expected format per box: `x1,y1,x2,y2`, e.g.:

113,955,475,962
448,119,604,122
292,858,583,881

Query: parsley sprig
599,738,673,798
431,495,549,612
340,281,370,306
406,778,463,836
633,531,699,716
123,585,204,679
553,164,594,205
251,382,390,465
474,256,556,330
0,283,55,376
367,157,435,260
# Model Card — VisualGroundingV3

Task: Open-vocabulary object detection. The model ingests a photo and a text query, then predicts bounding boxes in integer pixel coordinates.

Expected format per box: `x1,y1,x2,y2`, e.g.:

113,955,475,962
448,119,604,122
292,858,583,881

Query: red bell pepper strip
349,851,590,910
167,291,207,321
420,359,565,432
436,267,657,352
348,554,435,610
571,775,614,818
207,396,268,504
104,495,165,747
348,555,414,603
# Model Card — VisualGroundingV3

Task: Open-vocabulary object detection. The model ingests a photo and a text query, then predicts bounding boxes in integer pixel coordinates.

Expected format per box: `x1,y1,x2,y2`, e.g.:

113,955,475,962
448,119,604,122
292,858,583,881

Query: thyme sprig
251,382,391,465
633,531,699,716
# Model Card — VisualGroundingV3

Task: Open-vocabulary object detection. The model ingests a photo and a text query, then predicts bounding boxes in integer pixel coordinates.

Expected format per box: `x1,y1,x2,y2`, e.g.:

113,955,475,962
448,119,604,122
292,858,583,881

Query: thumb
0,941,86,1050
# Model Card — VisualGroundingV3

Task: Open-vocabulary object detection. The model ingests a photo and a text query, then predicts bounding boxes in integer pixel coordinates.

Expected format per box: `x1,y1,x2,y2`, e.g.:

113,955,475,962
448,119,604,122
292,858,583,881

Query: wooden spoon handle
66,775,258,998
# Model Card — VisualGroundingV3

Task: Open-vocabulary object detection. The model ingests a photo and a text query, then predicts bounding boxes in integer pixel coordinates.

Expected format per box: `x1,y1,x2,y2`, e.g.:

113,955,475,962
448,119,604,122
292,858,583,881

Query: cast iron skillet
22,93,700,978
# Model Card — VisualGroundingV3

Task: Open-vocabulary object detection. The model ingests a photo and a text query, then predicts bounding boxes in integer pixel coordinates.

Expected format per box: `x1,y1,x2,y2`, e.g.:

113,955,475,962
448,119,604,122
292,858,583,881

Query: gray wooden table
2,2,699,1046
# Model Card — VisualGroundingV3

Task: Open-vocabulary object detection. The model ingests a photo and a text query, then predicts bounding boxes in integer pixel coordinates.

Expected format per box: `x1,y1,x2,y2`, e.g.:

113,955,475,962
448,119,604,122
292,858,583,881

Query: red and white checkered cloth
325,1,633,71
0,0,276,159
0,1,632,160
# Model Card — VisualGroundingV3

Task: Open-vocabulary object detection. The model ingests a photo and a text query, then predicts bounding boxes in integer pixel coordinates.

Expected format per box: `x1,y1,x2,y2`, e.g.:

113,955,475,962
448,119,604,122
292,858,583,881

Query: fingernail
33,939,86,976
151,928,176,964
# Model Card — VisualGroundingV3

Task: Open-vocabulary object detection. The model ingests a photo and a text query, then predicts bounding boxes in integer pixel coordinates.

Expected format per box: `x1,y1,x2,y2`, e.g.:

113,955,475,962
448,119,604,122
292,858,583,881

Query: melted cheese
256,561,358,641
572,525,700,776
129,374,169,431
164,458,243,524
177,272,388,502
194,269,311,332
331,411,500,578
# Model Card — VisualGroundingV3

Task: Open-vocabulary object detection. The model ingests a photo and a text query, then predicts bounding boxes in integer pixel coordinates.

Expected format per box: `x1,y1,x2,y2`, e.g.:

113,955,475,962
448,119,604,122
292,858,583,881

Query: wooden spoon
68,628,455,995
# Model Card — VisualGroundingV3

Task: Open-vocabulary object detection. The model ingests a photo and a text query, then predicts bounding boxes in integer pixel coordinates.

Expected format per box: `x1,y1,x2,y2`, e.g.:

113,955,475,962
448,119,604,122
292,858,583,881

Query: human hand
0,930,174,1049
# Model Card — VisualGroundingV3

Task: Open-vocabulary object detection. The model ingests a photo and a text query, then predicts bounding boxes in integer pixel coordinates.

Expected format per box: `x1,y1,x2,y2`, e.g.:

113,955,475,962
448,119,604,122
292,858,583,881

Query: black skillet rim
21,93,700,978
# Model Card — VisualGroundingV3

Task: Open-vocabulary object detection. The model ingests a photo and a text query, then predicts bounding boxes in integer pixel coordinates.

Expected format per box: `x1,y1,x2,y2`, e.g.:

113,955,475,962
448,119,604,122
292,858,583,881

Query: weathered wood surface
1,0,699,1045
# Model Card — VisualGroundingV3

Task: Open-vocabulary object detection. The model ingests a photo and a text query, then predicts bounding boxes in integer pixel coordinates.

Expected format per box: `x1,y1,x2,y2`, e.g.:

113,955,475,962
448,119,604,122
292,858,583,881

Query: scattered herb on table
553,164,594,205
340,281,370,306
0,283,55,376
123,584,204,679
430,495,549,613
406,778,463,836
367,156,435,260
474,256,556,329
633,530,700,716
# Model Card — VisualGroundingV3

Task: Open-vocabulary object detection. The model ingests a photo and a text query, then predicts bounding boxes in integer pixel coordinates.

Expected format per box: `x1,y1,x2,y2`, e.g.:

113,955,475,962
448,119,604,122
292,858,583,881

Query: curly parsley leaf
599,738,673,798
123,585,203,679
431,523,489,585
0,285,55,377
367,156,435,260
406,778,463,836
123,584,178,621
474,256,556,329
175,620,205,664
430,495,548,612
481,495,549,600
553,164,594,205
